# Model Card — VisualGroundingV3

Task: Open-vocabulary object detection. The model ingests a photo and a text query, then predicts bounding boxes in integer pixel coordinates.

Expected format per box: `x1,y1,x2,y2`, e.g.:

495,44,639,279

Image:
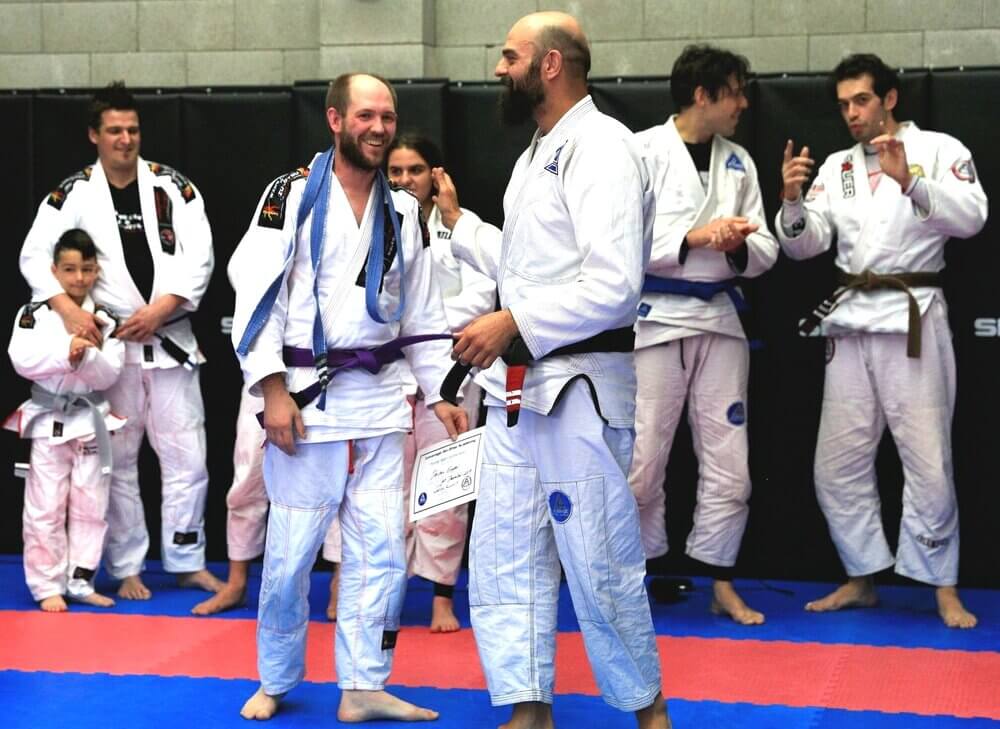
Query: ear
51,262,58,276
693,85,708,107
883,87,898,113
87,127,99,145
326,106,342,136
541,49,562,81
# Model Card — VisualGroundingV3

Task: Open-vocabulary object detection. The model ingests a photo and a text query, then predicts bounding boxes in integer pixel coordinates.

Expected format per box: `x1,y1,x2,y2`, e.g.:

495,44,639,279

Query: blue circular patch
726,402,746,426
549,491,573,524
417,492,427,506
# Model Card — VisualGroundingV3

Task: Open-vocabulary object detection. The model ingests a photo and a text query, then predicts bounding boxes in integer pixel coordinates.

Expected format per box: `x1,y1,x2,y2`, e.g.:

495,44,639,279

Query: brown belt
800,269,943,358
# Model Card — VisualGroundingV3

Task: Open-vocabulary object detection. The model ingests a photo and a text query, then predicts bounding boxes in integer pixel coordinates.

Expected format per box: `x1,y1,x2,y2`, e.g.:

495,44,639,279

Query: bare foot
710,580,765,625
636,692,672,729
240,685,283,720
936,586,977,629
498,701,553,729
337,689,438,723
40,595,68,612
75,592,115,608
326,568,340,622
192,582,247,615
177,569,225,593
429,595,460,633
118,575,152,600
805,577,878,612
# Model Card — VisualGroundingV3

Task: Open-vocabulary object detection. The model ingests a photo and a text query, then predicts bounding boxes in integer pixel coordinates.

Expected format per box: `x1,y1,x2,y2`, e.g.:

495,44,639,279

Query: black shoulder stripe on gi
355,209,403,290
154,187,176,255
18,301,49,329
46,167,93,210
94,304,120,337
147,161,198,203
257,166,310,230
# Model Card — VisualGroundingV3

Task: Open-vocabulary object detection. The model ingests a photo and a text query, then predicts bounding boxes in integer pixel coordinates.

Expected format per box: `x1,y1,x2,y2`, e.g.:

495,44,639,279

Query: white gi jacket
634,116,779,347
19,158,214,368
451,96,654,428
5,296,126,442
776,122,988,334
229,155,454,439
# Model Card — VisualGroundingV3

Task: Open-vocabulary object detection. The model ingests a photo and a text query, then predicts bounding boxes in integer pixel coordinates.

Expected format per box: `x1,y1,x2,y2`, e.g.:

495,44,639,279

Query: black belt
800,269,943,358
441,326,635,427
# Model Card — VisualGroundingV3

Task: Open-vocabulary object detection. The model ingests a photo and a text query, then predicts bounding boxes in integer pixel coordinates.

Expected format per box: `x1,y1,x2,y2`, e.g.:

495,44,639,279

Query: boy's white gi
6,298,125,601
775,122,987,585
629,116,779,565
19,159,214,577
230,154,454,695
451,96,663,712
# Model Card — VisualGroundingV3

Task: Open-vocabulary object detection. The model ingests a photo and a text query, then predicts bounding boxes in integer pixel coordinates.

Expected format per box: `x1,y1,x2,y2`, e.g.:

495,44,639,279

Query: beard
499,59,545,127
338,128,388,171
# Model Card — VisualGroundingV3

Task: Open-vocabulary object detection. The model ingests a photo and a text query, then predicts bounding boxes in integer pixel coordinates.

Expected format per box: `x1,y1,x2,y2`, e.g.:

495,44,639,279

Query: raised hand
781,139,814,201
870,133,911,189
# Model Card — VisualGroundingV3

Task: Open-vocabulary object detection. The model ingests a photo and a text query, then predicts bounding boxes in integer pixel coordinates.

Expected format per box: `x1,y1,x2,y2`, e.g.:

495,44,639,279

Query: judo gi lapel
847,143,878,273
665,117,709,225
90,160,148,311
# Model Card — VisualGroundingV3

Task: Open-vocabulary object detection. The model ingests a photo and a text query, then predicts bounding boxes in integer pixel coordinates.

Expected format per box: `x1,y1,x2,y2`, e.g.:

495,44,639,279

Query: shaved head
509,11,590,80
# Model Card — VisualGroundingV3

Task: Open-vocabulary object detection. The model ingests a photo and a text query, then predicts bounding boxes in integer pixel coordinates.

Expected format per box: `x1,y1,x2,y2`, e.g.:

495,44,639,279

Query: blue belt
641,274,760,349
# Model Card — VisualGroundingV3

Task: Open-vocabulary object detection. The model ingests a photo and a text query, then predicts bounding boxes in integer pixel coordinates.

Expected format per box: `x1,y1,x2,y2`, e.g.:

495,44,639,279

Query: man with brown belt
777,53,987,628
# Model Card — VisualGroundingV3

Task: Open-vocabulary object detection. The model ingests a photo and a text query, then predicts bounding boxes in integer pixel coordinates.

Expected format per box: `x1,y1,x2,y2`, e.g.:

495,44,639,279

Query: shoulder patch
147,161,197,203
258,166,309,229
47,167,92,210
18,302,49,329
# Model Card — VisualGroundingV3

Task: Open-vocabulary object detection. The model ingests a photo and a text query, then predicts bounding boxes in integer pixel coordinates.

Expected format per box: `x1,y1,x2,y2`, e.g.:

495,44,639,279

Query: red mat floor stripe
2,611,998,719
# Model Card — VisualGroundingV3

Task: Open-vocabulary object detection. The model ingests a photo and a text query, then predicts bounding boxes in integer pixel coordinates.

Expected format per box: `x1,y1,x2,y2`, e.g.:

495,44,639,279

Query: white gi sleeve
399,207,454,406
229,183,297,393
731,153,780,279
74,313,125,391
8,305,74,380
443,256,496,333
912,139,988,239
20,197,80,303
164,179,214,311
775,156,836,261
449,209,503,282
510,134,648,358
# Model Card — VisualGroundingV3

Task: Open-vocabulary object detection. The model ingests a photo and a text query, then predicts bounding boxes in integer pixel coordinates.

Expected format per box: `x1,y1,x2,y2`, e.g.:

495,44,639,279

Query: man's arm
775,140,836,260
158,177,215,313
432,168,504,280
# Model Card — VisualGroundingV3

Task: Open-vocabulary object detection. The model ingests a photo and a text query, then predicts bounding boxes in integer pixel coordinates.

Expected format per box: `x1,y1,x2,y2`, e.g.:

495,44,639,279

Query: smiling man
19,81,219,603
230,72,465,722
777,53,987,629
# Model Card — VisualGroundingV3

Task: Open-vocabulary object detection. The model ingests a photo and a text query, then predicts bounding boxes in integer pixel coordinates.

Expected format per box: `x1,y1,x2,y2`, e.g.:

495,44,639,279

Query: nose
494,58,507,78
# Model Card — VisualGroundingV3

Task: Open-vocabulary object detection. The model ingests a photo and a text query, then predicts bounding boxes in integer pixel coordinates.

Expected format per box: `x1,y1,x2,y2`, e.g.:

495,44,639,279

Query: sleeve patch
257,166,309,229
147,161,198,202
46,167,92,210
951,160,976,183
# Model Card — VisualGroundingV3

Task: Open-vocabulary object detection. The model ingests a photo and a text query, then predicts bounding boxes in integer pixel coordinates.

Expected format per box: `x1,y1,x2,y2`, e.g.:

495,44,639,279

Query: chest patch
725,152,745,173
544,143,566,175
840,156,855,199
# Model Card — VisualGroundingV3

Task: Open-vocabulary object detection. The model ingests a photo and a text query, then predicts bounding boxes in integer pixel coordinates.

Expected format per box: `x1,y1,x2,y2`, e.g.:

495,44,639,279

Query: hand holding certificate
409,426,486,522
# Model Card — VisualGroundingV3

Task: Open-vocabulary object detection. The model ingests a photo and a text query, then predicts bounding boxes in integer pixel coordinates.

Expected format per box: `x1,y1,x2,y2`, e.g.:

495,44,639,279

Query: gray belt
26,385,112,475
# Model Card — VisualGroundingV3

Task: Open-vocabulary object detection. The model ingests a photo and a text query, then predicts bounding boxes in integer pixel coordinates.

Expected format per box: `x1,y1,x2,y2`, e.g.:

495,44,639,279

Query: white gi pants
23,437,109,601
257,434,407,695
816,299,959,586
323,385,481,584
226,388,268,561
103,363,209,577
469,380,662,712
628,334,751,566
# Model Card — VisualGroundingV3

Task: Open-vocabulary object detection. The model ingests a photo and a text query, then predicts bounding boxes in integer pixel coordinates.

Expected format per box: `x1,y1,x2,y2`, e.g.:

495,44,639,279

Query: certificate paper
409,426,486,522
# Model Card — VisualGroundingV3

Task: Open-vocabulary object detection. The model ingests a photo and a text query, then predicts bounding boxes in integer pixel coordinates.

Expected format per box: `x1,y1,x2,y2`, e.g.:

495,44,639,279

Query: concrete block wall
0,0,997,89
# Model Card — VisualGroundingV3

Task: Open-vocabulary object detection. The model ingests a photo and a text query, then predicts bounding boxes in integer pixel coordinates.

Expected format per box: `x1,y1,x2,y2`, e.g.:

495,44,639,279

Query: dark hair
387,133,444,170
54,228,97,263
537,25,591,80
670,44,750,109
88,81,137,131
831,53,899,100
325,73,398,116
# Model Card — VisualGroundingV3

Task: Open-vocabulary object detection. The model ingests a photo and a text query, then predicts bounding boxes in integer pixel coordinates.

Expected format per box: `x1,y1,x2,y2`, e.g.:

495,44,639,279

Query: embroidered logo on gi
18,302,47,329
46,167,92,210
381,630,399,650
544,143,566,175
916,534,950,549
951,159,976,183
549,491,573,523
825,337,836,364
805,182,824,202
154,187,176,254
81,442,99,457
258,166,309,229
148,162,197,202
725,152,745,173
71,566,96,581
52,421,63,438
437,229,452,239
908,164,925,179
840,156,855,198
173,531,198,545
638,302,652,318
417,492,428,506
726,402,746,426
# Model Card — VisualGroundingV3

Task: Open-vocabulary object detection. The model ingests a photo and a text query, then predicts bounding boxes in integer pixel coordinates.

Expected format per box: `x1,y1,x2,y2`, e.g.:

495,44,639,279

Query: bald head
326,72,397,116
509,11,591,81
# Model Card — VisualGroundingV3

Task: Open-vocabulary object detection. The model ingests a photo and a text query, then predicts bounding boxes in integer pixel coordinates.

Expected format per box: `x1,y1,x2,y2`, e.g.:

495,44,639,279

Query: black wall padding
1,70,998,588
